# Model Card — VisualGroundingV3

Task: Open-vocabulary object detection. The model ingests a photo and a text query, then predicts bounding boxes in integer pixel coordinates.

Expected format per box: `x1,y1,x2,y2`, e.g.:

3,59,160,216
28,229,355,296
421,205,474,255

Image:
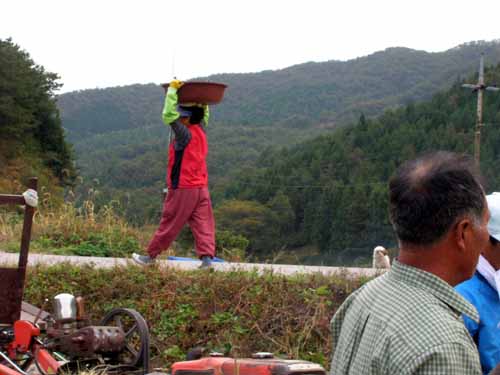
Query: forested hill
219,64,500,265
0,39,75,193
209,41,500,127
60,40,500,138
57,40,500,223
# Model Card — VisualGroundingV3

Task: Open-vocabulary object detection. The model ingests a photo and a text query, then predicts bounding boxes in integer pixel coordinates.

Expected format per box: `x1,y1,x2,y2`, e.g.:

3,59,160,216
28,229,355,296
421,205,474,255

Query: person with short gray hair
330,151,491,374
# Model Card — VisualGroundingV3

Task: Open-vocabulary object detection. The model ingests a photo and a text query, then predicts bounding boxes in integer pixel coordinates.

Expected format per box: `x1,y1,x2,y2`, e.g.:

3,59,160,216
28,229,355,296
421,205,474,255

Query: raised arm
162,80,191,150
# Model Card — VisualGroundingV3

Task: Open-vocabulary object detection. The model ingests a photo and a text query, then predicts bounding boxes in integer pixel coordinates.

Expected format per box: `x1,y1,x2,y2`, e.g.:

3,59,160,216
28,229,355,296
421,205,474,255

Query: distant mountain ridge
57,40,500,224
59,39,500,139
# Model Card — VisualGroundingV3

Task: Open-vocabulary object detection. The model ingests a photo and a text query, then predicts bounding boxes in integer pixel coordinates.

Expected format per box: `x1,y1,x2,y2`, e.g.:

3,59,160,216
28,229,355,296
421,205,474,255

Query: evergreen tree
0,38,75,185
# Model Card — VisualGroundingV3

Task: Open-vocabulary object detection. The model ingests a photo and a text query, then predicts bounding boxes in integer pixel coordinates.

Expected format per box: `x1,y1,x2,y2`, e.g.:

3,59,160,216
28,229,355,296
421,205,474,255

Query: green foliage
2,187,147,258
57,41,500,227
59,40,500,135
24,264,366,369
34,231,140,258
155,304,198,340
225,63,500,265
52,40,500,264
215,230,249,261
214,200,289,254
162,345,186,364
0,38,76,186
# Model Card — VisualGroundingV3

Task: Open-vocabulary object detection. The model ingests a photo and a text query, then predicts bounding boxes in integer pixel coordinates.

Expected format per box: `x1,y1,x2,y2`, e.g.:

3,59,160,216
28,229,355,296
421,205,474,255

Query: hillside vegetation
24,263,367,369
222,64,500,264
0,38,75,194
4,39,497,264
60,40,500,134
58,40,500,226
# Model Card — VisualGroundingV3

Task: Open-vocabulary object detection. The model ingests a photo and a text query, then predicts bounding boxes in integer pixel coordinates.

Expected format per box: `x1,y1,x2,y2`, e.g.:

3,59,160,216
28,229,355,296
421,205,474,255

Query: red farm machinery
0,178,150,375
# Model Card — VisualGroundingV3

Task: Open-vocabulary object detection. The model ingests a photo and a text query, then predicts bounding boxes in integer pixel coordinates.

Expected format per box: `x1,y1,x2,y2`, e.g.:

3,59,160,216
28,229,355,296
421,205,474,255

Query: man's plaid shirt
330,260,482,374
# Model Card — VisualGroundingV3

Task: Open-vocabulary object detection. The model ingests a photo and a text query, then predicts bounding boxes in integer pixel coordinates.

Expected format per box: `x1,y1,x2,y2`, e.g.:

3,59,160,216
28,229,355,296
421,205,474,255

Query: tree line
0,38,75,190
220,65,500,264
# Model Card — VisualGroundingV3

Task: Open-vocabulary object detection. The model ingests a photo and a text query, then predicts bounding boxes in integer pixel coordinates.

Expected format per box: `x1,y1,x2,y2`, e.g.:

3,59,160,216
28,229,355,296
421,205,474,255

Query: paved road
0,251,383,279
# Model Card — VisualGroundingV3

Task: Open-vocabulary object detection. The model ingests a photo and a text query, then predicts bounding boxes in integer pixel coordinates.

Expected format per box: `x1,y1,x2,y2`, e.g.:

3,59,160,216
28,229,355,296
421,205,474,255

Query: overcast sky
2,0,499,93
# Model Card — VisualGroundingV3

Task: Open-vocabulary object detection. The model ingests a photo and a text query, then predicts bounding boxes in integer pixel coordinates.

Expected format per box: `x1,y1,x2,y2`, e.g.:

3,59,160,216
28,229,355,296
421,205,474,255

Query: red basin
161,81,228,105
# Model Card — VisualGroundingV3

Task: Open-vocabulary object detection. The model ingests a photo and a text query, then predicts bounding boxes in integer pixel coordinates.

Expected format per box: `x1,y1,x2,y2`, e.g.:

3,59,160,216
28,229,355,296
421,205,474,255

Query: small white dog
372,246,391,269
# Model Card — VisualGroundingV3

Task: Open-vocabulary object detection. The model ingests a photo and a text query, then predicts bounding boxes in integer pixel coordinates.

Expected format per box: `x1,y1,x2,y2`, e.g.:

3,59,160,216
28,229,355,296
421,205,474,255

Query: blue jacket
456,272,500,375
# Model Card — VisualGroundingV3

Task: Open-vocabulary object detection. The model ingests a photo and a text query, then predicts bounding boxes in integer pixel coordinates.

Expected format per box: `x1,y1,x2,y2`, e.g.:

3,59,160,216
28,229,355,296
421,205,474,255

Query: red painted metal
161,82,228,105
0,179,56,375
0,363,22,375
8,320,40,354
171,357,327,375
0,179,149,374
34,347,61,374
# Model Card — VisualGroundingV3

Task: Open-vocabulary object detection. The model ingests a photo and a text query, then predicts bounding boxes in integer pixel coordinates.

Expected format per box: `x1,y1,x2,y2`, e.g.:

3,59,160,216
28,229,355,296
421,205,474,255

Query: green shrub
32,231,140,257
24,264,367,369
215,230,248,261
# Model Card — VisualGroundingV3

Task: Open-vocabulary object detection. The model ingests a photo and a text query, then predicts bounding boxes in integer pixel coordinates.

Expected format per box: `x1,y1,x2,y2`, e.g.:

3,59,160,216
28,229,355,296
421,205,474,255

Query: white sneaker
132,253,156,266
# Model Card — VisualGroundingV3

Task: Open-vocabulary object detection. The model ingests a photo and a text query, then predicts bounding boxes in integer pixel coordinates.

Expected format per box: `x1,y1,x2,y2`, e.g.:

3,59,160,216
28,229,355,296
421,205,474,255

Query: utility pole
462,53,499,167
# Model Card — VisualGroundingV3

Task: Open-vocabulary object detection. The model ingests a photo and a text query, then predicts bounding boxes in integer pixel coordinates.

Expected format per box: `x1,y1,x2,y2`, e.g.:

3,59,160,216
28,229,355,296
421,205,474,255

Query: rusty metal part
76,297,86,321
46,326,125,358
0,270,23,325
100,308,150,374
0,178,37,325
0,195,25,205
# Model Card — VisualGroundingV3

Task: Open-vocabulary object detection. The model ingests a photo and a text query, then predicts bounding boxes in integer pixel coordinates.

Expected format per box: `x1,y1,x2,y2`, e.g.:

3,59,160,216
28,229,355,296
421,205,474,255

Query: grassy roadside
1,183,369,370
0,196,148,257
24,263,369,369
0,188,246,261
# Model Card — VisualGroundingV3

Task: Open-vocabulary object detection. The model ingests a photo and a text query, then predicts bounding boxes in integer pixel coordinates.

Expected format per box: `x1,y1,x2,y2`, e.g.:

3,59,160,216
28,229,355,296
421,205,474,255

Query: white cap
487,192,500,241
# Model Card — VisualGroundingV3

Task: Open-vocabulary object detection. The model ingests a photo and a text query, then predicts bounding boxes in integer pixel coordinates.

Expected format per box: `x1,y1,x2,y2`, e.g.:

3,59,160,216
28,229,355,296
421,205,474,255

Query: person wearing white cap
456,192,500,375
